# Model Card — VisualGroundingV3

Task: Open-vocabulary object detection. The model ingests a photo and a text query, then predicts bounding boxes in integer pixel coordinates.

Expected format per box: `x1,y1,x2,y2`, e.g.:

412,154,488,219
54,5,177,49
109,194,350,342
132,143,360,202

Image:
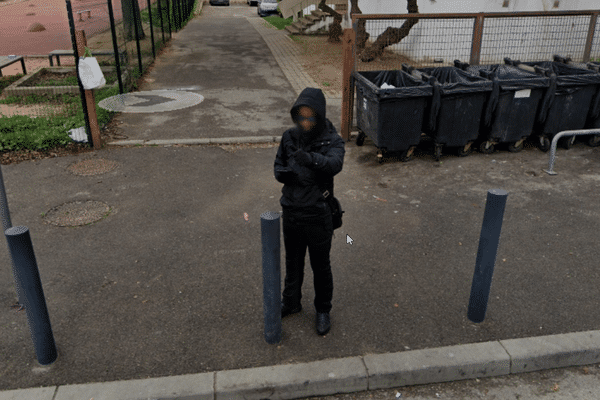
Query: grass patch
0,85,120,151
263,15,293,30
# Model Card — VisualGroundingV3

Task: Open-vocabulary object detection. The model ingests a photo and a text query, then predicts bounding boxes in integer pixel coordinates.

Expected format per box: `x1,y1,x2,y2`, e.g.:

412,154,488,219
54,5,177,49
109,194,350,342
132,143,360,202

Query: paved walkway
246,17,341,100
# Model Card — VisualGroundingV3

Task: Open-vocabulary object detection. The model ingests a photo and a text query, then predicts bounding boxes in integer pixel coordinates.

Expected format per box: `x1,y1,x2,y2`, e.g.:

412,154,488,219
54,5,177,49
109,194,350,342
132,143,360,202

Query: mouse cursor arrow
346,235,353,245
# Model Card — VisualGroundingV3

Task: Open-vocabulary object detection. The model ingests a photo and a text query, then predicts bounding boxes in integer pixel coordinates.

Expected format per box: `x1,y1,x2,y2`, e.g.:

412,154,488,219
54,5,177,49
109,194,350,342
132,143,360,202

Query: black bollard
5,226,57,365
468,189,508,323
0,164,25,308
261,211,282,344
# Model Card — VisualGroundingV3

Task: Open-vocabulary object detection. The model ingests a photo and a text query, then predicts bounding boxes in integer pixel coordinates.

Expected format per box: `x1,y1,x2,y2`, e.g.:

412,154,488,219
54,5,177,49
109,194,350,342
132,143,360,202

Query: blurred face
297,106,316,132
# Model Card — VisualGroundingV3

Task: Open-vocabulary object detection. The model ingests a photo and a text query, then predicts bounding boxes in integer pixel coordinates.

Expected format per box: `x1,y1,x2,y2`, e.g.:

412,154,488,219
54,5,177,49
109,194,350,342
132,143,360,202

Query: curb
2,330,599,400
107,136,284,146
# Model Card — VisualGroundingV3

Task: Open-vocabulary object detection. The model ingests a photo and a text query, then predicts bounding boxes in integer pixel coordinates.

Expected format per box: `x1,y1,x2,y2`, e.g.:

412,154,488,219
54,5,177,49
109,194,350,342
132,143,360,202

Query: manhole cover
43,201,111,227
67,158,119,176
98,90,204,113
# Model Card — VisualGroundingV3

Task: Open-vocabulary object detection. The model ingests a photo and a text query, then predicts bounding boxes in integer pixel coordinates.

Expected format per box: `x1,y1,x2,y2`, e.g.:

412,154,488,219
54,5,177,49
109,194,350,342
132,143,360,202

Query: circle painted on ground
98,90,204,113
43,201,111,227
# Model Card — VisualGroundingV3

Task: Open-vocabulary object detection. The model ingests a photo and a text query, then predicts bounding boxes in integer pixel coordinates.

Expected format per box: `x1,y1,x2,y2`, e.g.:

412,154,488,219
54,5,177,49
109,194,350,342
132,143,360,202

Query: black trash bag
356,70,432,101
464,63,550,126
538,73,557,124
418,67,493,132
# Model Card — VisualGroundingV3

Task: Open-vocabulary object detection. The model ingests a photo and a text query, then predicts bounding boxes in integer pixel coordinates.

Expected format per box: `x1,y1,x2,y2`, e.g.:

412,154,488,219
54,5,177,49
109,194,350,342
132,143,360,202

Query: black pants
282,209,334,314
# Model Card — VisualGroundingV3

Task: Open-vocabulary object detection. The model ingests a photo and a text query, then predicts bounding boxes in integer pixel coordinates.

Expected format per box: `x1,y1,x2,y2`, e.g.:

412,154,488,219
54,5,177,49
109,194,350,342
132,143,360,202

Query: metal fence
350,10,600,71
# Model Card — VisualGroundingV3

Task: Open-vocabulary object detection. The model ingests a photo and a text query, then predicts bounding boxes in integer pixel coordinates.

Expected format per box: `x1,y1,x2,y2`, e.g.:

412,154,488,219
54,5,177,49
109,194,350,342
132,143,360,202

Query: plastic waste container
404,65,493,160
553,55,600,147
506,58,600,151
353,69,433,162
453,60,550,154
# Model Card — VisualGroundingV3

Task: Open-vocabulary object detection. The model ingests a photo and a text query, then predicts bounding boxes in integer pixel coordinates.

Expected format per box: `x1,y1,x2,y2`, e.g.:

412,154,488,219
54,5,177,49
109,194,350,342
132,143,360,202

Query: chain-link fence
351,11,600,71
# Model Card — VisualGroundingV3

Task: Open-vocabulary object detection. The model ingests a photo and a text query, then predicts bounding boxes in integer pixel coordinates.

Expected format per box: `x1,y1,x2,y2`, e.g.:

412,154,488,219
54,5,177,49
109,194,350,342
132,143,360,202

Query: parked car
257,0,279,17
247,0,258,6
210,0,229,5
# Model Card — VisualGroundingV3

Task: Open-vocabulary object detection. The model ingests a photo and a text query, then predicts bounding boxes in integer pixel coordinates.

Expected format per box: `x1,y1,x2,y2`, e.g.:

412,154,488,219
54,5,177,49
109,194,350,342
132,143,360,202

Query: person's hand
292,149,312,167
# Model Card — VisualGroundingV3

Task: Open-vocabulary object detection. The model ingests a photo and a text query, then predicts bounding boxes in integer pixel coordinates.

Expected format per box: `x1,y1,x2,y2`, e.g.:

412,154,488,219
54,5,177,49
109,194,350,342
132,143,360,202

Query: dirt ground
291,34,414,96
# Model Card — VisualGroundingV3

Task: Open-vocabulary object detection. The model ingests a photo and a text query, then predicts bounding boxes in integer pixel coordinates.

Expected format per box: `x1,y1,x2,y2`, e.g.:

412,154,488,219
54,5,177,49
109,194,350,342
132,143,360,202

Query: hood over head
290,87,327,142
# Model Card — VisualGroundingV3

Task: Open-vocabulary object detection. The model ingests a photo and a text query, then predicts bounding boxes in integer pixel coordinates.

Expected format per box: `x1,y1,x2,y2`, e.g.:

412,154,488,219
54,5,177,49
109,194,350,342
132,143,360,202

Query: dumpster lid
525,61,600,85
419,67,493,94
353,70,433,100
466,64,549,90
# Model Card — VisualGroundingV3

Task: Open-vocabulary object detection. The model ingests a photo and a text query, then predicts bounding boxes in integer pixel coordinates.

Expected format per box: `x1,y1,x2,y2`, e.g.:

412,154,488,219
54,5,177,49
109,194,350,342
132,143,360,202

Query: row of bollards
261,189,509,343
2,160,507,358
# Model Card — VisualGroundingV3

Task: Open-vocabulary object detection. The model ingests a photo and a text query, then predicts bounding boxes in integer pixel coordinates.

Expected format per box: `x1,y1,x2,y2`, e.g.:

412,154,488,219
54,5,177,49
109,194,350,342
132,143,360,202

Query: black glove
292,149,312,167
275,167,297,185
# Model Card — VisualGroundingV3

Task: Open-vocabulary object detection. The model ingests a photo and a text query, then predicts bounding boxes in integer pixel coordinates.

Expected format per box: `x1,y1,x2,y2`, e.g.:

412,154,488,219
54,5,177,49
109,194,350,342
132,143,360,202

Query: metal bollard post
0,165,24,309
468,189,508,324
5,226,58,365
261,211,282,344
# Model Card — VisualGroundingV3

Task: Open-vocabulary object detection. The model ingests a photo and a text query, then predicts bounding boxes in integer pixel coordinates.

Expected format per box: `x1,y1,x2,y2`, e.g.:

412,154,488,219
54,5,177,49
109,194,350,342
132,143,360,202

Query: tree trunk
121,0,146,42
350,0,369,51
318,0,343,43
359,0,419,62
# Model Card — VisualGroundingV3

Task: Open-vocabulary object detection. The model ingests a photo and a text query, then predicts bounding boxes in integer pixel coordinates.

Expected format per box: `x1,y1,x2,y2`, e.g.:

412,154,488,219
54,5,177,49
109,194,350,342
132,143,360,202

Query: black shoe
281,303,302,318
316,312,330,335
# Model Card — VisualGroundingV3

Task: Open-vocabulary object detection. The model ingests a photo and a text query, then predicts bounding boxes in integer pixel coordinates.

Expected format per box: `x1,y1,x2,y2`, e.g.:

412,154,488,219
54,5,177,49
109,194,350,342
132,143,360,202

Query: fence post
470,13,484,66
467,189,508,323
66,0,93,147
584,12,599,63
106,0,124,94
157,0,165,44
132,0,144,80
6,226,58,365
147,0,156,59
341,28,355,142
261,211,282,344
75,30,102,149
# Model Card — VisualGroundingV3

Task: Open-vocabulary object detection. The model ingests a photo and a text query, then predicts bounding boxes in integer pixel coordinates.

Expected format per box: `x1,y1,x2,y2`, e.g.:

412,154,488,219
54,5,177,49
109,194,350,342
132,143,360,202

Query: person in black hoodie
273,88,345,336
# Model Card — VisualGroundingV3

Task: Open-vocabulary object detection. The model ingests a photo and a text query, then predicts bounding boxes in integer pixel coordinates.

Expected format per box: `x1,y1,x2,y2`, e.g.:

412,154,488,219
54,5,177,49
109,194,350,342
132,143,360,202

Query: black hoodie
274,88,345,220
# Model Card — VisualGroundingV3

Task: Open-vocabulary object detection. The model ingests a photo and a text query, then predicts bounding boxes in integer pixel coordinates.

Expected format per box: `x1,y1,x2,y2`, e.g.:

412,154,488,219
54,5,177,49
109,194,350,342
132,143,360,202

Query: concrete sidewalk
1,3,600,400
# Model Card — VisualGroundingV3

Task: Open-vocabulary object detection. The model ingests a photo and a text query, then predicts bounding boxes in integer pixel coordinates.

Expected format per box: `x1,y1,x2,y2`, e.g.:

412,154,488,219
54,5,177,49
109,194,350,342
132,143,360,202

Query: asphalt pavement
1,3,600,400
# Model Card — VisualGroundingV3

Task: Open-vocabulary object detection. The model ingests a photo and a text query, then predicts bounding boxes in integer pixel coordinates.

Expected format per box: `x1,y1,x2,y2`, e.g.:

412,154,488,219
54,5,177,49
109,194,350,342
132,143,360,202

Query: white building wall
343,0,600,64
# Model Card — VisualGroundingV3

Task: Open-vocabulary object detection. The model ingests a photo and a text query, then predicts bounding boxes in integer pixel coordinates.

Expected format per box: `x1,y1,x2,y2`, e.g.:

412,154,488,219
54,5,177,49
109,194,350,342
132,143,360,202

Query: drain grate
43,201,111,227
67,158,119,176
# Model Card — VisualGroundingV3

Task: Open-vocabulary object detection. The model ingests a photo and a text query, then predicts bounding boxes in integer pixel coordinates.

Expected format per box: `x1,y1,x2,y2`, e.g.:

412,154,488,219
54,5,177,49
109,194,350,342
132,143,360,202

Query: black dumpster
553,56,600,147
453,60,550,154
407,65,493,160
353,69,432,162
508,58,600,151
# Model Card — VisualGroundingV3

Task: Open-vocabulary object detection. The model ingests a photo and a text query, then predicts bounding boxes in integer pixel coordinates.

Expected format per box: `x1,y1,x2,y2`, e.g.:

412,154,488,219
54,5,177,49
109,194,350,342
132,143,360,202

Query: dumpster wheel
434,144,443,161
588,135,600,147
508,138,525,153
560,135,576,150
538,136,550,152
479,141,495,154
458,141,474,157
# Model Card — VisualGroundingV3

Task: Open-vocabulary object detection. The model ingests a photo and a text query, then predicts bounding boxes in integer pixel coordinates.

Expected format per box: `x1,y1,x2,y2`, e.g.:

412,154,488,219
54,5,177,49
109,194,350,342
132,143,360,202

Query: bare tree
358,0,419,62
349,0,369,51
318,0,343,42
121,0,146,41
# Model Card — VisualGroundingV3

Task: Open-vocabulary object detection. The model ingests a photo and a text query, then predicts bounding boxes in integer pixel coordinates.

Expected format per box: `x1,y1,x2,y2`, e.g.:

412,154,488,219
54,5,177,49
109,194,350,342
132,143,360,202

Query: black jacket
274,88,345,220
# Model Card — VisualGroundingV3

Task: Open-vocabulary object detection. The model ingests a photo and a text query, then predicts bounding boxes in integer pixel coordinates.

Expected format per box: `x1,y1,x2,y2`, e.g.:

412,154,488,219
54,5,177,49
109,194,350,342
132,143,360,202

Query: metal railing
544,129,600,175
